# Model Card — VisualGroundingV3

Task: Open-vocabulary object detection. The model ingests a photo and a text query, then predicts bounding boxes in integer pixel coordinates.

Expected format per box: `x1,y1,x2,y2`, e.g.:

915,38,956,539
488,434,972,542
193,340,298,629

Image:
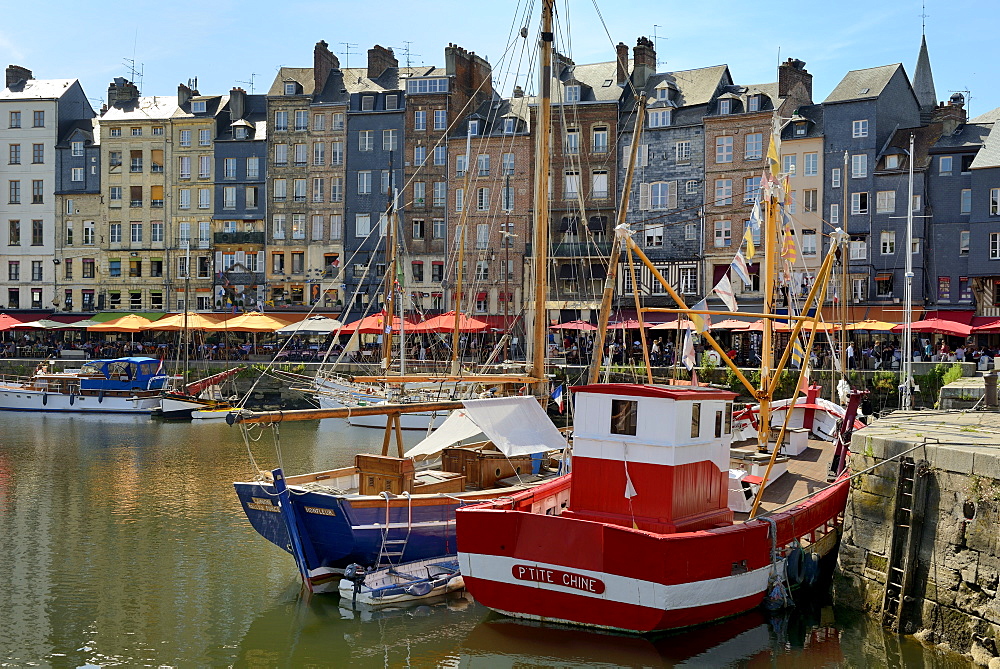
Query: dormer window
234,127,248,140
655,87,670,101
565,85,581,103
192,100,207,113
648,109,671,128
361,96,375,111
503,118,516,134
885,154,901,169
284,82,297,95
468,120,480,136
385,94,398,111
794,123,807,136
718,99,732,115
747,95,760,112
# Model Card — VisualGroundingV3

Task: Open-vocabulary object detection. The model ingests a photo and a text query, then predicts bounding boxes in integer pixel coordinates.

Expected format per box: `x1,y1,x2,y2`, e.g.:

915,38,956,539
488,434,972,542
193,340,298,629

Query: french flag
552,384,565,413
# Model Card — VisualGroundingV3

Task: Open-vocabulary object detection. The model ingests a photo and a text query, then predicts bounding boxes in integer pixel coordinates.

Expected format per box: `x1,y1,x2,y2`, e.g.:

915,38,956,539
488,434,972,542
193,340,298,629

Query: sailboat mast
902,132,915,409
530,0,554,393
758,164,777,452
183,242,190,381
381,156,397,373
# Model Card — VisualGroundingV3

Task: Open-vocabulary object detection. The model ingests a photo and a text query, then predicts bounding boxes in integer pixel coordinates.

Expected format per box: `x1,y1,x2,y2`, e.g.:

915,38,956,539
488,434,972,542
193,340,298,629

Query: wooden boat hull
456,473,848,633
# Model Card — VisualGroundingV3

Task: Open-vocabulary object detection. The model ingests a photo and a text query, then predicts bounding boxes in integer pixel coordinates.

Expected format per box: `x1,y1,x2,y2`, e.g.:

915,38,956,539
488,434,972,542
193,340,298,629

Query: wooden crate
442,447,533,489
355,454,415,495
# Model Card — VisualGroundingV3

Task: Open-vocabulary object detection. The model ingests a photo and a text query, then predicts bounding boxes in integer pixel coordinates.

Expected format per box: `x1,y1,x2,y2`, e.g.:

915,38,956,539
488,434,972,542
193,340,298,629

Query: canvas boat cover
405,396,566,461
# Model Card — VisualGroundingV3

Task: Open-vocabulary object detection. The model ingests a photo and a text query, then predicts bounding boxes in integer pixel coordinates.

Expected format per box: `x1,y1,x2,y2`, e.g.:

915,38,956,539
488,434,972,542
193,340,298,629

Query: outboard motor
344,563,367,605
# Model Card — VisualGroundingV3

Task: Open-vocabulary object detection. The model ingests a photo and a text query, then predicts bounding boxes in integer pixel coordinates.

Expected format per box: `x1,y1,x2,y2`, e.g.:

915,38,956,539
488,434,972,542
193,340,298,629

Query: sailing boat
454,5,864,631
230,31,564,591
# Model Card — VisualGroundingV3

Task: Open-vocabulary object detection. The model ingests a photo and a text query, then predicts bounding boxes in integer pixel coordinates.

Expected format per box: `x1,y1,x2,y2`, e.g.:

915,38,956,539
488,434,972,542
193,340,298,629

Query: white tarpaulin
461,396,566,457
404,408,483,461
404,396,566,461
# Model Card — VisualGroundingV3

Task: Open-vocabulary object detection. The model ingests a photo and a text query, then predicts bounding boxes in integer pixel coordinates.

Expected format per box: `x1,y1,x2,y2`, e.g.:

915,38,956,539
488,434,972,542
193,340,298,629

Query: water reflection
0,411,974,667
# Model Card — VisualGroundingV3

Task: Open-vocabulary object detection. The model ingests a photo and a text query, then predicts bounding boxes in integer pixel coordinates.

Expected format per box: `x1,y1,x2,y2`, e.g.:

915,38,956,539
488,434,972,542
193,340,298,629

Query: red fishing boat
456,383,853,633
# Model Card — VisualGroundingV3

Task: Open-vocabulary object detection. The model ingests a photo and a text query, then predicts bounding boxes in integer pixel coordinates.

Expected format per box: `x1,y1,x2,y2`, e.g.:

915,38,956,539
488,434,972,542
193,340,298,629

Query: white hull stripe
459,552,778,611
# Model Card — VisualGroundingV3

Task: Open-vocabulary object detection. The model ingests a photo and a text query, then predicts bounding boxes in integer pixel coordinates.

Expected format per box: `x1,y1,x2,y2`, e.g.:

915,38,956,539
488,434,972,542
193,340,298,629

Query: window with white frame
680,267,697,294
292,214,306,239
355,213,372,237
991,232,1000,259
804,152,818,176
714,179,732,206
832,168,841,188
294,110,308,131
803,189,818,212
414,146,426,165
383,129,398,152
852,119,868,138
782,154,797,175
744,177,761,203
434,145,446,165
851,154,867,178
433,181,446,207
747,94,761,112
850,236,866,260
414,110,426,131
648,110,671,128
358,171,372,195
224,187,236,209
312,178,324,203
801,229,817,255
313,142,325,166
477,187,490,211
881,230,896,254
433,109,447,130
592,171,609,199
455,188,463,211
851,192,869,214
992,188,1000,215
359,131,373,152
714,220,731,247
198,188,210,209
477,154,490,176
199,128,211,145
565,85,580,102
502,153,515,176
961,189,971,214
504,118,517,134
960,231,970,256
717,98,731,114
413,181,425,206
293,143,307,166
686,180,698,194
331,177,343,202
564,172,579,199
645,223,663,247
675,141,691,161
71,167,83,182
179,189,191,209
246,157,259,179
685,223,697,240
716,136,733,163
876,190,896,214
650,181,676,210
592,126,608,153
564,128,579,154
745,133,762,160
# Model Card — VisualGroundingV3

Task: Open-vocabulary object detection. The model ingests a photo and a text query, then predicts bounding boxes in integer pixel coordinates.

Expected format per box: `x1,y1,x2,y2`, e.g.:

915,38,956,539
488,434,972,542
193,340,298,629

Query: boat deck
733,437,838,519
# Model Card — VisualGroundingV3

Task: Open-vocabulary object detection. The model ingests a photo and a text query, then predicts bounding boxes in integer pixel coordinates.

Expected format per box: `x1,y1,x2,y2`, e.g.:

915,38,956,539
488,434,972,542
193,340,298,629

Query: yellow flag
767,135,780,174
781,226,798,263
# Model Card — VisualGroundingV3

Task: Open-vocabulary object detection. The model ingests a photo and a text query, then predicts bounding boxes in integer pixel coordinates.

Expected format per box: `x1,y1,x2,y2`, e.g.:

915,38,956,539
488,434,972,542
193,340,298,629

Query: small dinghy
339,557,464,606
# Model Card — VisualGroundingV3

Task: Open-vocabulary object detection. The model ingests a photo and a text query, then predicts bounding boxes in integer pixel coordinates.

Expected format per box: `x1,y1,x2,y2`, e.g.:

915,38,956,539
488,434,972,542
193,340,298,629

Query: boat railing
0,374,84,393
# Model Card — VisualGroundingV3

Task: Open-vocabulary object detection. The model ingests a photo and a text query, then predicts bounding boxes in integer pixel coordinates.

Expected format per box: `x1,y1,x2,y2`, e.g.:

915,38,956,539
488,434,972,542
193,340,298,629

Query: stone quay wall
835,409,1000,665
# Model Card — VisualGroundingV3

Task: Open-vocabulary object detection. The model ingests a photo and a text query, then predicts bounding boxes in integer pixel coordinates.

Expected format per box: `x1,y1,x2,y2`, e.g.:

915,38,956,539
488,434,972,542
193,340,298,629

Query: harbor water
0,411,973,667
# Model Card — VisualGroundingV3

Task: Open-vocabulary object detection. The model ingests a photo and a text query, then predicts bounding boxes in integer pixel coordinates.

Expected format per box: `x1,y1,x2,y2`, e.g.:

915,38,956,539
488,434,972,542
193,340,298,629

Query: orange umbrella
607,319,654,329
844,319,897,332
87,314,153,332
204,312,286,333
142,311,222,331
775,320,837,332
710,318,754,330
651,319,696,330
410,311,488,333
340,312,416,334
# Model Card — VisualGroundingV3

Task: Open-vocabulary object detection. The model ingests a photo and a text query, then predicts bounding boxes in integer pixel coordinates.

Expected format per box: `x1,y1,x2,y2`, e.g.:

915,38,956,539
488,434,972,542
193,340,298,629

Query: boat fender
42,392,47,406
69,392,75,406
404,581,434,597
785,546,804,586
98,389,105,403
344,563,368,605
802,552,820,587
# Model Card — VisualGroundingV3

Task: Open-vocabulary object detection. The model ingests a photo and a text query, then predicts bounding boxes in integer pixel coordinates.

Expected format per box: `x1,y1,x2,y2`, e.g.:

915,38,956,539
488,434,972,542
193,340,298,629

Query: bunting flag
713,274,737,312
781,225,798,264
682,328,697,371
767,134,780,174
690,299,712,334
744,200,761,260
791,335,806,368
731,250,752,286
624,468,637,499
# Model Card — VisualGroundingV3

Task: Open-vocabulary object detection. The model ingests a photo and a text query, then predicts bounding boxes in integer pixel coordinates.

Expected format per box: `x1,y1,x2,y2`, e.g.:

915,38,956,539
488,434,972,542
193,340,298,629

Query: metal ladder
377,491,413,566
880,457,927,631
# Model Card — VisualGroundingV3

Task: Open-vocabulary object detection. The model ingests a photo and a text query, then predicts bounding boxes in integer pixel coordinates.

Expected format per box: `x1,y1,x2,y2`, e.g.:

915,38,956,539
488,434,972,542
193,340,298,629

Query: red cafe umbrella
340,311,415,334
0,314,26,332
651,319,696,330
892,318,972,337
409,311,488,334
550,320,598,331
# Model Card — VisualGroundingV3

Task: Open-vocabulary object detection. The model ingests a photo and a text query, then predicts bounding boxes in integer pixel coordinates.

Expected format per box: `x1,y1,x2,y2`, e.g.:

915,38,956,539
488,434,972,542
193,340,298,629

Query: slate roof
267,67,315,96
970,125,1000,169
641,64,730,108
781,103,824,140
55,118,99,147
824,64,901,103
0,78,78,100
934,122,991,150
970,106,1000,124
548,57,625,104
173,94,227,119
101,96,178,121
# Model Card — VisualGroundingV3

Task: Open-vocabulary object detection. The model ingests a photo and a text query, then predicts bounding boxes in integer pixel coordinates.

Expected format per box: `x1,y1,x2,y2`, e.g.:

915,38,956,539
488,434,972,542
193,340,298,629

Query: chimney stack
107,77,140,107
513,85,525,98
778,58,812,102
367,45,398,80
615,43,629,86
314,40,340,94
5,65,32,89
229,87,247,121
177,83,193,109
631,37,656,90
933,94,968,136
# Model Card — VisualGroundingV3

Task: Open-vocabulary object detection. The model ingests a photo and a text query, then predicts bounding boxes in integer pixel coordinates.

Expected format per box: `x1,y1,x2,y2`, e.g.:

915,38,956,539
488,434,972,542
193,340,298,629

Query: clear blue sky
3,0,996,117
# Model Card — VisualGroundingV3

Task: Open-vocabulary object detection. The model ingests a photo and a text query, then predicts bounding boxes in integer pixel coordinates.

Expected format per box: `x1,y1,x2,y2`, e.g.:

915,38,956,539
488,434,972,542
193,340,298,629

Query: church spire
913,33,937,121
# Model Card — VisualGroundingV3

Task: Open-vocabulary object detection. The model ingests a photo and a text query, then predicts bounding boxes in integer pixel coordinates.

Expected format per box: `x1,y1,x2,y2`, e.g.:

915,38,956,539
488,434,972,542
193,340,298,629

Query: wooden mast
530,0,554,396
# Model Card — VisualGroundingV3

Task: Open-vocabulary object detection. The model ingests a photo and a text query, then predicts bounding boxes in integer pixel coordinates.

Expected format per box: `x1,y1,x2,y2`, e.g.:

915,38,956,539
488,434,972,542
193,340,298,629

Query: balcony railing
214,231,265,245
130,200,142,207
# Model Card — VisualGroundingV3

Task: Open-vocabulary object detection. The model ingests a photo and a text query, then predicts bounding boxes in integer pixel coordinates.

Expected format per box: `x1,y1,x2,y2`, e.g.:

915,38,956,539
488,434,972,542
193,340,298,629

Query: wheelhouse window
610,399,637,436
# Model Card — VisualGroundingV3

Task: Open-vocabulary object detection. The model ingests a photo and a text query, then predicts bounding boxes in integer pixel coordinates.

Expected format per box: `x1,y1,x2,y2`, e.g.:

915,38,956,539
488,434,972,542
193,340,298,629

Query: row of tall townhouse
5,33,1000,323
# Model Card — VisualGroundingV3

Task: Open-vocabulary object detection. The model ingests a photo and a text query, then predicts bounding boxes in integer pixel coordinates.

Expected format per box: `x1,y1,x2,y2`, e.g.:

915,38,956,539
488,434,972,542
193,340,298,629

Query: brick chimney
631,37,656,90
5,65,32,88
933,94,968,136
314,40,340,93
367,45,397,79
446,43,494,98
107,77,140,107
778,58,812,102
615,43,629,86
177,83,193,108
229,87,246,120
512,85,525,98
